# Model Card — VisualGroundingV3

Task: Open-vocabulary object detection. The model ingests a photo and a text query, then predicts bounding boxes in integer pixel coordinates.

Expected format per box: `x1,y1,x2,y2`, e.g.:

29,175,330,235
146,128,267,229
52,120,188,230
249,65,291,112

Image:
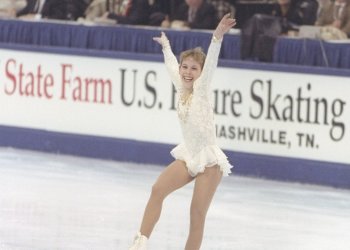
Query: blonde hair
180,47,206,69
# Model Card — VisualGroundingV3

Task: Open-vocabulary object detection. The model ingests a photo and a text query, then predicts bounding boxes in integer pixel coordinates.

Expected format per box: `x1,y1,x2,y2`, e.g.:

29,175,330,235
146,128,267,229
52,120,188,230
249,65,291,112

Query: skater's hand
153,32,170,49
213,13,236,40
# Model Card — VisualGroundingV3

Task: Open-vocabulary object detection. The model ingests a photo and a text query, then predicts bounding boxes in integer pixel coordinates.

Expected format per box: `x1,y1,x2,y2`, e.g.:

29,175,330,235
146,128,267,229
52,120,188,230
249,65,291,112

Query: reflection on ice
0,148,349,250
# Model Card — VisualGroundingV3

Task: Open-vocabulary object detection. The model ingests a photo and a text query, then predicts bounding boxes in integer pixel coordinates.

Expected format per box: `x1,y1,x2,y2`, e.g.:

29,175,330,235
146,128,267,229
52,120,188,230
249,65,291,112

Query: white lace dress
163,38,233,177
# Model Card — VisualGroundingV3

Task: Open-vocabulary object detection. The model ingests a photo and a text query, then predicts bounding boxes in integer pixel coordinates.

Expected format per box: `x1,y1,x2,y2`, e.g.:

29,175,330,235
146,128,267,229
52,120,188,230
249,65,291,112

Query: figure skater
129,13,236,250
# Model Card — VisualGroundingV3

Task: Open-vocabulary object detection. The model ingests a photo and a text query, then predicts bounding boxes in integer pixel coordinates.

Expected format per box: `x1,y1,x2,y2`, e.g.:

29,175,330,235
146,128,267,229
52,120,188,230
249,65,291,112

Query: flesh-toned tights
139,159,222,250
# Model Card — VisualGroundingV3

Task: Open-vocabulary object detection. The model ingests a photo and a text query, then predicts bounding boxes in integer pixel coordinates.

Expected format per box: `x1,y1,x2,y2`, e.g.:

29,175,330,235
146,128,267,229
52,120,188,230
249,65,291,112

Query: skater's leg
185,166,222,250
140,160,194,238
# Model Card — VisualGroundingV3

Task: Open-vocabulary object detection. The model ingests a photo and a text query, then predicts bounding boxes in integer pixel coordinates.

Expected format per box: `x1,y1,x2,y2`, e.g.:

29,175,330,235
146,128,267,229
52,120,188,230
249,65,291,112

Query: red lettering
44,75,54,99
4,58,54,99
18,64,25,95
5,59,17,95
72,77,82,101
37,65,43,97
24,72,35,96
61,64,112,104
61,64,72,100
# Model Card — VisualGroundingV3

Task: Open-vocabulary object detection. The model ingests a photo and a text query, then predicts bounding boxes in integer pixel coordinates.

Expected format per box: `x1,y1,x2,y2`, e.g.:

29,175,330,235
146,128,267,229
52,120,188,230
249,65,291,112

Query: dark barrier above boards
0,19,349,68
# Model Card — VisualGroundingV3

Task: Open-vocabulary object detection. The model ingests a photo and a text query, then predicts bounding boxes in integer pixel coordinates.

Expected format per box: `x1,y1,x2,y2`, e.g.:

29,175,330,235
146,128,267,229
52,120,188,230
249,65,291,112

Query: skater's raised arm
153,32,182,90
213,13,236,41
199,13,236,89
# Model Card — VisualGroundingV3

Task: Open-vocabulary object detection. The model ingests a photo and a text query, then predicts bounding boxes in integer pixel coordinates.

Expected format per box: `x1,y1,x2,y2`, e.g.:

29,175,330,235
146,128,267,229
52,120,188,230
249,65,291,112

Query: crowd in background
0,0,349,39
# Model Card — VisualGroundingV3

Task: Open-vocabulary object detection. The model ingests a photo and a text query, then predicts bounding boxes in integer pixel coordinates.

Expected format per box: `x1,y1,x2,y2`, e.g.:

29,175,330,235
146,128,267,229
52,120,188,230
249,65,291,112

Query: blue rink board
1,43,350,189
0,125,350,189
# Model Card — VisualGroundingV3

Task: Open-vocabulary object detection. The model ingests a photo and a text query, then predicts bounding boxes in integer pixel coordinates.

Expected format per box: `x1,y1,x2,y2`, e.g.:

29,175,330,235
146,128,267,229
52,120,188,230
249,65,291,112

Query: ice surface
0,148,349,250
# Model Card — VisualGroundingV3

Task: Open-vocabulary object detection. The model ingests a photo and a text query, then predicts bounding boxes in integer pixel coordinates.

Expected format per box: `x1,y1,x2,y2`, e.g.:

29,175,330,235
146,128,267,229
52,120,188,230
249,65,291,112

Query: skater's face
179,56,202,90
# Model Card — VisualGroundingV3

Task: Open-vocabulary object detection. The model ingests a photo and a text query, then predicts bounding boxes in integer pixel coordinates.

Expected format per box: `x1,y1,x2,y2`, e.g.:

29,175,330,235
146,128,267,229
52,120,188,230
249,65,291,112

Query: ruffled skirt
170,143,233,177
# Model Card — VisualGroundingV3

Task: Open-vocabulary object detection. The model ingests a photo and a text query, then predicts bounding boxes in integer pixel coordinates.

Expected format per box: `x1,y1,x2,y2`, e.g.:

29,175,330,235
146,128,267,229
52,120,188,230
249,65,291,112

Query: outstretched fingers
153,31,168,46
220,13,236,29
214,13,236,38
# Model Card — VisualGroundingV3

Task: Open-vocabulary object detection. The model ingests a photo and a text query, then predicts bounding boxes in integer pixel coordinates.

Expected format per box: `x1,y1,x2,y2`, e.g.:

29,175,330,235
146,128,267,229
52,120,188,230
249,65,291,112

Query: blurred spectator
240,0,319,61
315,0,350,37
148,0,173,26
43,0,88,20
150,0,173,15
272,0,319,34
18,0,88,20
316,0,329,14
84,0,151,25
0,0,26,18
162,0,218,29
210,0,235,20
84,0,109,21
83,0,107,21
17,0,44,18
240,14,282,61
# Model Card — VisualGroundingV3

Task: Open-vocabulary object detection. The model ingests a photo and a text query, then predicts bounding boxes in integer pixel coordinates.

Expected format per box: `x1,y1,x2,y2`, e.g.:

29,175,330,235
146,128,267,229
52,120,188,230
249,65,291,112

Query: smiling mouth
183,76,193,82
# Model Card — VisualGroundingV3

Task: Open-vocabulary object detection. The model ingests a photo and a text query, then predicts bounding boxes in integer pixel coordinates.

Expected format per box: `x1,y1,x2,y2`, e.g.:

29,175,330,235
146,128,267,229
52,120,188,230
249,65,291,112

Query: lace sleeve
195,37,222,93
163,45,182,91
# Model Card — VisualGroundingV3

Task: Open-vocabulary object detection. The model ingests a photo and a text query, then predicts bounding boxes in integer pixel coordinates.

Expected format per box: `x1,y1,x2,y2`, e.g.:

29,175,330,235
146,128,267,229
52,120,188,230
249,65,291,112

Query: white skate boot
128,232,148,250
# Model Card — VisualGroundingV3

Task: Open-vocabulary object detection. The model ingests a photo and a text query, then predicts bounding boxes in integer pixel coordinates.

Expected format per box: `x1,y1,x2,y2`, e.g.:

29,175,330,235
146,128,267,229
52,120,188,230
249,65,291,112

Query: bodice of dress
163,39,222,156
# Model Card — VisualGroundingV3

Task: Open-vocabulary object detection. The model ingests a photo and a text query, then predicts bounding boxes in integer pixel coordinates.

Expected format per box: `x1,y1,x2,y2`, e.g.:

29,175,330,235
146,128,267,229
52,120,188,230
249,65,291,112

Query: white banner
0,49,349,165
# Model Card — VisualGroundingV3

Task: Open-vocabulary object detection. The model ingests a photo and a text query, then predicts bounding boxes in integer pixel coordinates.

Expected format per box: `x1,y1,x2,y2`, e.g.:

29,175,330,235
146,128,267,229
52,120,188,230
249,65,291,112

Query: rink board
0,43,350,188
